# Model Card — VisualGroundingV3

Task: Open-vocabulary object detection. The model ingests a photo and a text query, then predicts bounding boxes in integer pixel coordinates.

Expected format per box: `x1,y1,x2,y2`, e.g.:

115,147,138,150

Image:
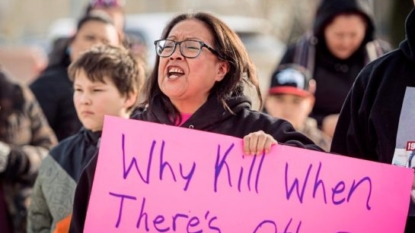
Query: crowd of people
0,0,414,232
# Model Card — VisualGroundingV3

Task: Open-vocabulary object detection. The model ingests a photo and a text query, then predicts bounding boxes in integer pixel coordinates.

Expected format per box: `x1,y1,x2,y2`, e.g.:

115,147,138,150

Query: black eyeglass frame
154,39,223,59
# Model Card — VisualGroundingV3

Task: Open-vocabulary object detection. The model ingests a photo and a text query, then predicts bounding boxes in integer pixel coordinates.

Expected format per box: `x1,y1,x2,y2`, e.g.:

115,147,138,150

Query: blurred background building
0,0,409,90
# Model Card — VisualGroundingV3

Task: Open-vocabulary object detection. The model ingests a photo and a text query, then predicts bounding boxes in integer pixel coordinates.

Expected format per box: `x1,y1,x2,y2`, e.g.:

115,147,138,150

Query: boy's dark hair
68,45,144,111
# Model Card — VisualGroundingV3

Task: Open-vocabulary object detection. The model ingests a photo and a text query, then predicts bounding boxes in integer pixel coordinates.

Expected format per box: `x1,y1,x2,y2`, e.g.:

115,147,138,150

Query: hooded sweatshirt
277,0,390,127
69,95,323,232
331,8,415,233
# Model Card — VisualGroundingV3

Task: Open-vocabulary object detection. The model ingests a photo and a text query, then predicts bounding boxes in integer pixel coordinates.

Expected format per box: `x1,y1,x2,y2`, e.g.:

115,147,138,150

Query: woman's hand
243,130,278,155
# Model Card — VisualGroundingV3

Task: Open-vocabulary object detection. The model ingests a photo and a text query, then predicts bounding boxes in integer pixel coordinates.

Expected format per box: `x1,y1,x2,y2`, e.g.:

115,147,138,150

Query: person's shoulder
280,43,297,58
30,65,71,99
373,38,393,53
130,106,150,120
370,46,404,65
31,65,68,86
239,108,287,127
49,132,83,161
284,43,297,52
359,48,404,78
350,48,405,97
278,34,314,67
18,82,37,102
37,155,60,177
302,118,331,151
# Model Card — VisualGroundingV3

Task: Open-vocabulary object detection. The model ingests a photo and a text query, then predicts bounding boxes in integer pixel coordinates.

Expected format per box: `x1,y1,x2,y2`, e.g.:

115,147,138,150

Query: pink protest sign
84,116,413,232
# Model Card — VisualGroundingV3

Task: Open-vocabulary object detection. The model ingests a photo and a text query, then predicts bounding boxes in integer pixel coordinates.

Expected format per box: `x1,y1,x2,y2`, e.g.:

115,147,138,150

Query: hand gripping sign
84,116,413,233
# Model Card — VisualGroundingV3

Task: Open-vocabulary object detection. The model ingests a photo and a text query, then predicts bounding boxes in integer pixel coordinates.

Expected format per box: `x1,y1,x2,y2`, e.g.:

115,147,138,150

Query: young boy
264,64,331,151
27,44,144,233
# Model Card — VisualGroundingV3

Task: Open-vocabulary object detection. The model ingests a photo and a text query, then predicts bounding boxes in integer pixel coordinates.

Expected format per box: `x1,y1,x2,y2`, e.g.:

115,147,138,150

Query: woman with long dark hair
69,12,323,232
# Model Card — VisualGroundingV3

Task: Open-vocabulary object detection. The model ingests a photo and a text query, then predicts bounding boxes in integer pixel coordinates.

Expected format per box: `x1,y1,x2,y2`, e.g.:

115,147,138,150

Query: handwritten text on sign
84,116,413,232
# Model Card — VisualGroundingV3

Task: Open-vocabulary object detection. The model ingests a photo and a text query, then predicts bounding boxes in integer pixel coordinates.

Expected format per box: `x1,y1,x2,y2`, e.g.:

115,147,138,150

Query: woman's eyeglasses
154,39,222,59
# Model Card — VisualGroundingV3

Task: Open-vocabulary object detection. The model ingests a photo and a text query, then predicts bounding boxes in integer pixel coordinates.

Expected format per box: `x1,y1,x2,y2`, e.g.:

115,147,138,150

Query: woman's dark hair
142,12,261,122
75,11,115,33
0,67,25,125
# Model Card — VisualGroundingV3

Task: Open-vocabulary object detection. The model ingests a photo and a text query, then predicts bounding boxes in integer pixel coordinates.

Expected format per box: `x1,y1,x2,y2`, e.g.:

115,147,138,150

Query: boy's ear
124,91,138,109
